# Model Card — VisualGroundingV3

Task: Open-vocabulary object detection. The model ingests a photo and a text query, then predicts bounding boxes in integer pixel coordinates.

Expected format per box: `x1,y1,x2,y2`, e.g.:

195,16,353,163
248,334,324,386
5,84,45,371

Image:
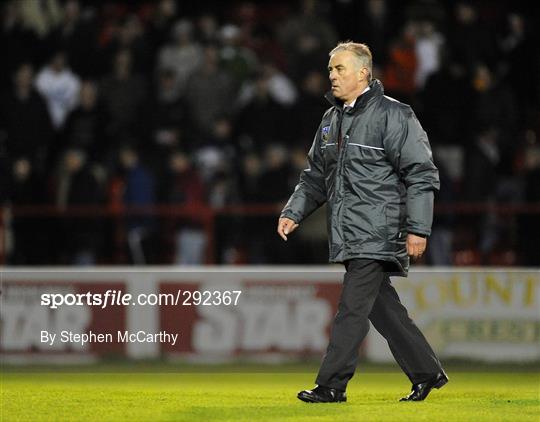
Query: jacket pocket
385,203,401,240
346,139,385,165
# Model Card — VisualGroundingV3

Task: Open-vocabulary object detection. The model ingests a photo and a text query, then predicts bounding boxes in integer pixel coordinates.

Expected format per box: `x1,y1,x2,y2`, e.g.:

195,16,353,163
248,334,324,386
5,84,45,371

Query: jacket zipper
334,108,348,257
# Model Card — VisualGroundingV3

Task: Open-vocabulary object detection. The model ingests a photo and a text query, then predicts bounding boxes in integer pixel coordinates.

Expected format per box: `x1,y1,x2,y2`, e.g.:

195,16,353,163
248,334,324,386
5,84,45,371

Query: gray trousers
316,259,443,391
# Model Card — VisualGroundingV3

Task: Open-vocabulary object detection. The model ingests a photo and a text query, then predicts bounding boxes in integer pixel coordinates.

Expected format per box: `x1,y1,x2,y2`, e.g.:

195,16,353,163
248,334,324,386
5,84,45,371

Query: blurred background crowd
1,0,539,267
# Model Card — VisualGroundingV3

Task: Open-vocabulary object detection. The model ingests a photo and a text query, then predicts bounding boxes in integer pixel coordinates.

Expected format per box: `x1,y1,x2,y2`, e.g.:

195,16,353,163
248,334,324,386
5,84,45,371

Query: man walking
277,42,447,403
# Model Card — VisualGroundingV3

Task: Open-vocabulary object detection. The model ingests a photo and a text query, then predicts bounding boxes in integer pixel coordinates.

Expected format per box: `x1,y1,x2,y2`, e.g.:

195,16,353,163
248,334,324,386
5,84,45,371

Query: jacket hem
329,253,408,277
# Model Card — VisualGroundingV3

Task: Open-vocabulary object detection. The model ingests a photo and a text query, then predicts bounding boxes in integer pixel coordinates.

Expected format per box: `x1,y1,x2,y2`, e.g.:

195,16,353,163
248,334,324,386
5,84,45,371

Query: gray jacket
281,79,439,275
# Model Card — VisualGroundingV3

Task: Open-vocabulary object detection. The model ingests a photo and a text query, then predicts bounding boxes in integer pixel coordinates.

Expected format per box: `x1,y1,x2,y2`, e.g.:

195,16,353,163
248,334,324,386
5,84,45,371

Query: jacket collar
324,79,384,113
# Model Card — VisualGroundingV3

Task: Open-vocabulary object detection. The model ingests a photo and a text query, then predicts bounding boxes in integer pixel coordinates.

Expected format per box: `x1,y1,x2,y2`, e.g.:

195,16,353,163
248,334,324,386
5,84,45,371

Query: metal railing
2,202,539,266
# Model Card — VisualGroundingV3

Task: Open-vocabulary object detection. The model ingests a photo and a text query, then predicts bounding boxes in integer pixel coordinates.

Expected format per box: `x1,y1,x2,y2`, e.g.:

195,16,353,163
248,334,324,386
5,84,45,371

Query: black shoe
297,385,347,403
400,372,448,402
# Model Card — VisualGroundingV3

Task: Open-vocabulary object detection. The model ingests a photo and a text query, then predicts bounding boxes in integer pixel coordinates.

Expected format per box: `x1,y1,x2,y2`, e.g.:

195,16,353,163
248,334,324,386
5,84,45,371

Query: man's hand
407,233,427,260
277,217,299,241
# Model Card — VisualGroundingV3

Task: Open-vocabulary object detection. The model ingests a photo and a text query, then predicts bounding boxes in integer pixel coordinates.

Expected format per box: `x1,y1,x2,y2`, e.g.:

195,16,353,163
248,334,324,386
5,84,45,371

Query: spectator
146,0,178,52
277,0,338,82
235,71,289,151
463,127,500,202
356,0,396,68
160,151,205,205
62,80,106,162
117,145,156,264
498,13,537,122
18,0,62,40
258,144,291,203
49,0,99,78
421,56,472,145
248,24,287,72
218,24,259,94
102,14,153,76
293,70,329,148
230,152,264,263
447,2,497,73
100,49,147,148
157,19,203,96
257,144,293,263
184,44,234,137
237,60,297,108
237,152,262,203
143,68,191,167
8,158,50,264
55,148,103,265
0,1,40,91
160,150,207,264
414,20,444,89
426,156,455,266
35,50,81,130
383,22,418,103
462,127,502,263
470,63,518,145
206,170,238,208
288,147,308,192
195,13,219,45
1,63,54,172
194,117,237,183
517,139,540,265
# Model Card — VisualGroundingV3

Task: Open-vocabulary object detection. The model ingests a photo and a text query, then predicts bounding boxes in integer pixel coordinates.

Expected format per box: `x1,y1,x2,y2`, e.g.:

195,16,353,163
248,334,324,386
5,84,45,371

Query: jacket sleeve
383,105,440,236
280,124,327,223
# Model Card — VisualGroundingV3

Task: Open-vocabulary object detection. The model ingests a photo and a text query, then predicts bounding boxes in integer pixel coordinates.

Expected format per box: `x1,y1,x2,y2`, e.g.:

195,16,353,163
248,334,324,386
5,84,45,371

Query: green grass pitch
1,363,539,421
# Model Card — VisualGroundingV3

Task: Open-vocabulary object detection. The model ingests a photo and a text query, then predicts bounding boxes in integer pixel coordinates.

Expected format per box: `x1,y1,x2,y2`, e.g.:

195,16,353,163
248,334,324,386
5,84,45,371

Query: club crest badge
321,125,330,143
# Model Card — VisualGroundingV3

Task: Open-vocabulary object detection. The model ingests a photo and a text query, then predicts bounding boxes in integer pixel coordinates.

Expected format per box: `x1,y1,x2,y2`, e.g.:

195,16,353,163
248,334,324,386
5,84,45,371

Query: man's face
328,51,365,102
80,82,97,109
15,64,33,89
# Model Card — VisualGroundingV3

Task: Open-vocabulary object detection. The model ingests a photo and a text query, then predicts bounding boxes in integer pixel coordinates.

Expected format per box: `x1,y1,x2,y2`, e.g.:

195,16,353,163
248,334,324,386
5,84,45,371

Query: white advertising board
1,267,538,363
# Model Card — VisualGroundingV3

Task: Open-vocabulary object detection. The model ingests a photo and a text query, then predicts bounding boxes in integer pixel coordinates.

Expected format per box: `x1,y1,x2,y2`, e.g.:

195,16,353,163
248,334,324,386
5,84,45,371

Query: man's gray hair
329,42,373,80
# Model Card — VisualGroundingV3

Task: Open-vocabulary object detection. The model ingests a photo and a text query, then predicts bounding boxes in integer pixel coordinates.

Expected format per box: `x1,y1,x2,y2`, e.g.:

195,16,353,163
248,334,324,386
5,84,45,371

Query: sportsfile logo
41,290,131,309
40,290,242,309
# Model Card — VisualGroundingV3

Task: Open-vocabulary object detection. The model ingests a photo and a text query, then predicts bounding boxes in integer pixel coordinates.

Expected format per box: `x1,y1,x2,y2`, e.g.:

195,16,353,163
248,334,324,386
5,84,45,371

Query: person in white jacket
35,51,81,130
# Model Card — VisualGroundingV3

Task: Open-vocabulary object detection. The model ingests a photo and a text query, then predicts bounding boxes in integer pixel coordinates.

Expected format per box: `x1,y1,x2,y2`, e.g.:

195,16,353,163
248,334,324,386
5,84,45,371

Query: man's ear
359,67,369,82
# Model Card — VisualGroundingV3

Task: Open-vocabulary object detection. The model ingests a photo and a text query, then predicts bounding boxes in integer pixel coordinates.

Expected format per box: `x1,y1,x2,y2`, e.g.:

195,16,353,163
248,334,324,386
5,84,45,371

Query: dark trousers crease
315,258,443,391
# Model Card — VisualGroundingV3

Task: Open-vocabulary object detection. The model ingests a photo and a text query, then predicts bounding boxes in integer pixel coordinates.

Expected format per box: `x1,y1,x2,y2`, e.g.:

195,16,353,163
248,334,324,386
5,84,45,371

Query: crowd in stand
2,0,539,266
